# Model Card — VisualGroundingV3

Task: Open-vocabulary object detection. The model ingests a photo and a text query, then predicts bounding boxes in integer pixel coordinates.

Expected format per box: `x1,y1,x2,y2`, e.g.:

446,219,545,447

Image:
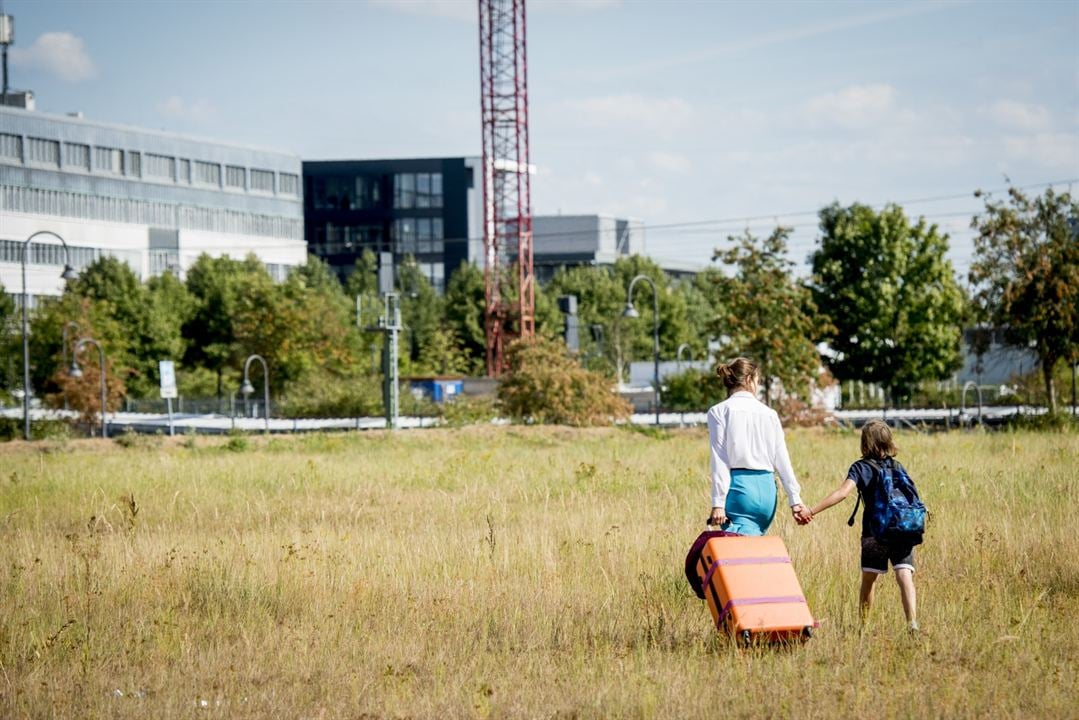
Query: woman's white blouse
707,391,803,509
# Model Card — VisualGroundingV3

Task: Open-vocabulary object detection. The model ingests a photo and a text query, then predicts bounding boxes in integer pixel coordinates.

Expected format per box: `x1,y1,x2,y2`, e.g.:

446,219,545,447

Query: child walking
810,420,921,632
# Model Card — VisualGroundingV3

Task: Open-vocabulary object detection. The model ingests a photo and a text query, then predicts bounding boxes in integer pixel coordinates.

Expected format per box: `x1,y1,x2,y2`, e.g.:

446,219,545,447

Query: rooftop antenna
0,7,12,101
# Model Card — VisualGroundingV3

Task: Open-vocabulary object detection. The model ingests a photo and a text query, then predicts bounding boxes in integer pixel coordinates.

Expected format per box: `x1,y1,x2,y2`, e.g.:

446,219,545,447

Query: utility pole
365,293,402,430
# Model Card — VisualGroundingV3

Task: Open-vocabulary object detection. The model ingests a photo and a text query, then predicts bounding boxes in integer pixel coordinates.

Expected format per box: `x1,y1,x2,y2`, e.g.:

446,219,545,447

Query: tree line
0,186,1075,423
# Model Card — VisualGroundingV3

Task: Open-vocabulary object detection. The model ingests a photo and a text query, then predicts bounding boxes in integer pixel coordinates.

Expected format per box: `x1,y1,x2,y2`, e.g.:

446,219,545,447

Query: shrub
441,395,499,427
0,417,72,442
498,337,631,427
774,396,834,427
277,370,383,418
663,368,723,412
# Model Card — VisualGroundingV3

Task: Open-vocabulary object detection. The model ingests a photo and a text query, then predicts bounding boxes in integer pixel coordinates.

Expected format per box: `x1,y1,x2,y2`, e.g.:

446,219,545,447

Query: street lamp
676,342,693,371
69,336,107,438
21,230,77,441
61,321,80,411
623,274,660,427
241,354,270,434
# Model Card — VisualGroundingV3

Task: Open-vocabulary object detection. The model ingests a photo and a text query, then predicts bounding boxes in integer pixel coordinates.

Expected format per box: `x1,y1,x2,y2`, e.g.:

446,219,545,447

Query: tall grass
0,427,1075,718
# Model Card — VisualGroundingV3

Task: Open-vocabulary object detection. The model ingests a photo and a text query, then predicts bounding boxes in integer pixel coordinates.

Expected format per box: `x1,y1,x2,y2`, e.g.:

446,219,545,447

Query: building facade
303,157,483,293
0,105,306,305
533,214,650,282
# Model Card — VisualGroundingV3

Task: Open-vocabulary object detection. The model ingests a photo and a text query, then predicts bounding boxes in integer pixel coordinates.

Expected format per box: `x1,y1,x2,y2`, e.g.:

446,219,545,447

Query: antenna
0,9,12,101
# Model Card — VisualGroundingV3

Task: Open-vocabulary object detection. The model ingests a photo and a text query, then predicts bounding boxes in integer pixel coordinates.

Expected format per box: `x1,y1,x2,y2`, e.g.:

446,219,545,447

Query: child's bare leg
859,571,879,620
895,568,917,626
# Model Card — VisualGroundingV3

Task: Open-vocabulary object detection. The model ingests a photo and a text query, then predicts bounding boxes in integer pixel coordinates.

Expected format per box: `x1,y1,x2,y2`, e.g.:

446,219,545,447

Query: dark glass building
303,157,482,293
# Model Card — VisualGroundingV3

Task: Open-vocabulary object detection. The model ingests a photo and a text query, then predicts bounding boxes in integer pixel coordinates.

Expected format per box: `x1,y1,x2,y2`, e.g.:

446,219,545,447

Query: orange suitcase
695,535,816,643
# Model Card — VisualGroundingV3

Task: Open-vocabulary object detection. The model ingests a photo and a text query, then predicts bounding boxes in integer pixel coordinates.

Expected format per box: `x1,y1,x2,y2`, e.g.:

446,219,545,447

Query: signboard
159,360,177,399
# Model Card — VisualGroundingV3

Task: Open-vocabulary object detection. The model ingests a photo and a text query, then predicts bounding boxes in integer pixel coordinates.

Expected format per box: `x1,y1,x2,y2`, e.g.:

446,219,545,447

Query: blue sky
5,0,1078,275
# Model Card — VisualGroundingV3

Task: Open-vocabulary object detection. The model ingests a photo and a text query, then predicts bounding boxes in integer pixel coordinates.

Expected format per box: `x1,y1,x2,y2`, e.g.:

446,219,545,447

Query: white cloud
647,151,691,174
559,94,693,134
802,83,902,130
1003,132,1079,171
585,2,957,81
984,100,1052,132
369,0,474,21
10,32,96,83
156,96,218,124
533,0,621,12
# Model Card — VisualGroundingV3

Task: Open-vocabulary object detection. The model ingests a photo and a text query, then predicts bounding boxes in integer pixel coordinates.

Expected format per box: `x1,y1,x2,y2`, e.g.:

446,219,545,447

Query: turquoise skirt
722,468,778,536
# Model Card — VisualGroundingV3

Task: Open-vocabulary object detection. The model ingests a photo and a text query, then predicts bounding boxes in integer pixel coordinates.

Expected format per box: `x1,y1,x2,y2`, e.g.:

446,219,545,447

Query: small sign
159,360,177,399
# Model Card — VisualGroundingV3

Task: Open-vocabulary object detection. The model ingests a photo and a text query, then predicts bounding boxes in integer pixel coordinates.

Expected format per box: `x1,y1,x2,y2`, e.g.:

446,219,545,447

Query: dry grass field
0,426,1076,719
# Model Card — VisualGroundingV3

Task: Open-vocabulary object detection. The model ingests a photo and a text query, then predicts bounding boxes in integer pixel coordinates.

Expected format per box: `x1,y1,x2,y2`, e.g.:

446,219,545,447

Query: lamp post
623,274,660,427
21,230,77,441
241,354,270,434
676,342,693,372
69,337,107,438
61,321,80,411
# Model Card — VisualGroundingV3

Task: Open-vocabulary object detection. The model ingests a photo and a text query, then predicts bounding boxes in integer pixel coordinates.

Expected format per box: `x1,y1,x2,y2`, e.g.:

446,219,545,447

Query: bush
774,396,834,427
0,416,73,442
277,370,383,418
498,337,631,427
441,395,499,427
663,368,723,412
1005,411,1078,432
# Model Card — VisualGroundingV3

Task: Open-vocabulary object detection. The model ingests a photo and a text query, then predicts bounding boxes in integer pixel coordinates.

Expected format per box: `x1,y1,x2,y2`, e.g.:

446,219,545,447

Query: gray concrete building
1,104,306,305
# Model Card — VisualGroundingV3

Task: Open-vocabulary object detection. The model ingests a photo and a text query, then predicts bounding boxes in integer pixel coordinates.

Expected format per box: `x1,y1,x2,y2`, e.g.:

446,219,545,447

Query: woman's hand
709,507,727,527
791,504,813,525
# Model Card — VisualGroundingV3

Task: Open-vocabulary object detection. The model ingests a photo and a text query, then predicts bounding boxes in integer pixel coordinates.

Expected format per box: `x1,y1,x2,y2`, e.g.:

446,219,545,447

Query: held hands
791,504,813,526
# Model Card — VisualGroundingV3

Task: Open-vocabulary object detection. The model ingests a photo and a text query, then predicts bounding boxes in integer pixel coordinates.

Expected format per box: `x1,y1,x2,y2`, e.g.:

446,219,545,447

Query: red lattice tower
479,0,534,376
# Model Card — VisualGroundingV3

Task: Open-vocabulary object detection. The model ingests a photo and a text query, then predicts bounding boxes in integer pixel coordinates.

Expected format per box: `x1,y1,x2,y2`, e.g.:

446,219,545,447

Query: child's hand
791,504,813,525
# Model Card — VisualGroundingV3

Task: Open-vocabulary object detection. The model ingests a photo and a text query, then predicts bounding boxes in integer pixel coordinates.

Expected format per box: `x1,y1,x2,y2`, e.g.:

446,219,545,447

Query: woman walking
708,357,811,534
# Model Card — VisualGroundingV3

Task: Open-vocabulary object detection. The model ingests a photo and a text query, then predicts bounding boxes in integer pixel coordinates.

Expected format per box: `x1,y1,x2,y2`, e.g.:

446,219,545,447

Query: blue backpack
847,458,926,545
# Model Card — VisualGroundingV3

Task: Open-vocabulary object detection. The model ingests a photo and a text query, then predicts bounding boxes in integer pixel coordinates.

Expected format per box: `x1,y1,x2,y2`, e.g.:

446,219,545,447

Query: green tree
532,275,564,342
546,264,627,376
546,256,697,381
415,327,473,376
0,283,15,394
969,186,1079,413
443,261,486,372
498,336,631,426
0,281,15,330
184,254,270,400
140,271,193,392
396,256,443,368
809,203,966,402
714,227,823,400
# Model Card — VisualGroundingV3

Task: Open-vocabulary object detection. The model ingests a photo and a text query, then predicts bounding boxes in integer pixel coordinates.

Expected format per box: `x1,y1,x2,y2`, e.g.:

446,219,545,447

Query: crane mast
478,0,534,375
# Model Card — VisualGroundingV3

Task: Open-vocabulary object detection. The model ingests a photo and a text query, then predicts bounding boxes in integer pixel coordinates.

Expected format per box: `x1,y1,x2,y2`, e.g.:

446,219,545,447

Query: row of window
309,175,384,211
0,237,103,268
0,132,301,197
393,173,443,209
313,217,447,257
0,184,304,240
308,173,444,211
2,239,294,286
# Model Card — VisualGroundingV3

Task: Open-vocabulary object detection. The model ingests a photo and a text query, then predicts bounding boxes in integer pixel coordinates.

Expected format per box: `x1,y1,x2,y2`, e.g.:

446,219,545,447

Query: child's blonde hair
861,419,898,460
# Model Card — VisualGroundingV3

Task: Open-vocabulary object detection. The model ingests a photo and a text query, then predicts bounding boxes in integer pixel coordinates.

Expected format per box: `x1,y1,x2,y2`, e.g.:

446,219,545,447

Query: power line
307,177,1074,254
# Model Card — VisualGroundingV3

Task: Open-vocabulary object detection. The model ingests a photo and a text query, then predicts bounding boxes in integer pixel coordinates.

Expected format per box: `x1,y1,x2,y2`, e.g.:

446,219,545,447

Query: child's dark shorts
861,536,915,574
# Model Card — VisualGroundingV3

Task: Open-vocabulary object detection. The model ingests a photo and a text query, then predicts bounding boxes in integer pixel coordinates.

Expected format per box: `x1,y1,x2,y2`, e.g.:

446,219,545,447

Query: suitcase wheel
802,626,814,639
739,630,752,646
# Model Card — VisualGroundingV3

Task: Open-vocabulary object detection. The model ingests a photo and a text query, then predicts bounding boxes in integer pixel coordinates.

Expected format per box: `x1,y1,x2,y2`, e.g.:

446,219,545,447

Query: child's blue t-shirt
846,457,909,538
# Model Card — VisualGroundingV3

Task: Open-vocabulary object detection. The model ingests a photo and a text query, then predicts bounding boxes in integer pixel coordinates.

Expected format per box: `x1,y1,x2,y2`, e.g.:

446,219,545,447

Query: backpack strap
847,458,881,528
846,490,861,527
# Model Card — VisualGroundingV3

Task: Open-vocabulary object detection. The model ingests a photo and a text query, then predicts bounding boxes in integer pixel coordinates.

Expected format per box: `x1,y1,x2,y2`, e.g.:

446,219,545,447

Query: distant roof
0,104,300,159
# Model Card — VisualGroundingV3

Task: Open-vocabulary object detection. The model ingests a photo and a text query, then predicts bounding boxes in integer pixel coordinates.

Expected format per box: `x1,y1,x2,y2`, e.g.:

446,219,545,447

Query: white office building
1,104,306,306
